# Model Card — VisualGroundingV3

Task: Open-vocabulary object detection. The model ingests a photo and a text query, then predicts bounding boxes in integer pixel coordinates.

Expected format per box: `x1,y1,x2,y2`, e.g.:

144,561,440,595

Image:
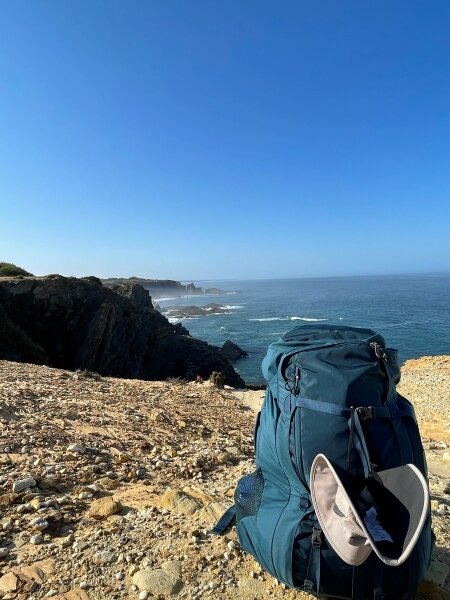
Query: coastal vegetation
0,262,33,277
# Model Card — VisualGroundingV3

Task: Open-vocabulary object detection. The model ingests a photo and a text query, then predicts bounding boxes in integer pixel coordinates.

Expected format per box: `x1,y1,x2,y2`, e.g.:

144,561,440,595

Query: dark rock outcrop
218,341,248,362
210,371,225,387
0,277,245,387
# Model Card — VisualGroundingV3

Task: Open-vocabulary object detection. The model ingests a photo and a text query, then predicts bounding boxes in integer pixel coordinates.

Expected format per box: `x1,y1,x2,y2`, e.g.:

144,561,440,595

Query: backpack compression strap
210,505,236,535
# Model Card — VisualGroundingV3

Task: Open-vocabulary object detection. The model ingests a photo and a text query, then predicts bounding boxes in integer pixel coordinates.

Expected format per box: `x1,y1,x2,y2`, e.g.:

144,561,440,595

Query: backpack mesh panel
235,470,264,522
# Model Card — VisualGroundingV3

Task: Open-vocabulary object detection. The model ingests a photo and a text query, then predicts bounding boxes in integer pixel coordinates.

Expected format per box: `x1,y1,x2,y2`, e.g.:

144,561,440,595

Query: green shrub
0,262,33,277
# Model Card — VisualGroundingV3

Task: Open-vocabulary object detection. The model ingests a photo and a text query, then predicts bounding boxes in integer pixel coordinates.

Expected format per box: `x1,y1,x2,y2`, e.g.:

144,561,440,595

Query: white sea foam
249,317,289,322
290,317,327,322
223,305,245,310
155,296,178,302
168,316,197,322
250,315,327,322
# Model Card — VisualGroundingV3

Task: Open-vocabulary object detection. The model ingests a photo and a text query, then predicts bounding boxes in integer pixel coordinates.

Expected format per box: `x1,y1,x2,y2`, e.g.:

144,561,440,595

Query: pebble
12,477,36,493
0,548,9,558
29,517,49,531
79,491,93,499
92,550,117,565
67,443,85,454
138,592,149,600
30,533,44,544
73,540,89,551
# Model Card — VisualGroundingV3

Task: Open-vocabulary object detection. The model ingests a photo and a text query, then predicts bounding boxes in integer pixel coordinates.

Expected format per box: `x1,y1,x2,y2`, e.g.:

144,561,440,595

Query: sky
0,1,449,280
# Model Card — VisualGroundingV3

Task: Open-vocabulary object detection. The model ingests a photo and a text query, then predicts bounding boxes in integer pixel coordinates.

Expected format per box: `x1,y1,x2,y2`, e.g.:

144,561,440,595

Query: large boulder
0,277,245,387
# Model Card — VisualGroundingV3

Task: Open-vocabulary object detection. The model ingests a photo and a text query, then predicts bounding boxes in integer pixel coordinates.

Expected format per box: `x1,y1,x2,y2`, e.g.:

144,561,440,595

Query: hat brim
310,454,429,567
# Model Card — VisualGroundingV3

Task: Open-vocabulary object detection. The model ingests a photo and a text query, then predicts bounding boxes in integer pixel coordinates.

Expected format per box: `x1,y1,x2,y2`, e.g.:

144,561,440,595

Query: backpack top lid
310,454,429,568
282,324,381,344
261,324,385,383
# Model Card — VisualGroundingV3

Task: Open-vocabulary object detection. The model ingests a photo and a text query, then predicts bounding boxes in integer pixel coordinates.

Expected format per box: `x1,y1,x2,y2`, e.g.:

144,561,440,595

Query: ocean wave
290,317,327,322
249,316,327,322
155,297,178,302
167,317,181,324
168,316,198,322
223,305,245,310
249,317,289,322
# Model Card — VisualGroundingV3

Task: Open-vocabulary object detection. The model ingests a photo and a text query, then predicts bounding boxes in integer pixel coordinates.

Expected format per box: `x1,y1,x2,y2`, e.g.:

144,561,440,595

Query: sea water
156,274,450,385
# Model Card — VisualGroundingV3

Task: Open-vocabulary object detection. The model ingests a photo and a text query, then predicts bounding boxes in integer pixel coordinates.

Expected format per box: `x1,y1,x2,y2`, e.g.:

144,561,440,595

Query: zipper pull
294,366,300,395
370,341,386,360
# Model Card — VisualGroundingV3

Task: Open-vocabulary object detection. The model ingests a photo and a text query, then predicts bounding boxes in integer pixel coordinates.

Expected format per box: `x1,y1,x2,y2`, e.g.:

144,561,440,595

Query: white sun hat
310,453,429,567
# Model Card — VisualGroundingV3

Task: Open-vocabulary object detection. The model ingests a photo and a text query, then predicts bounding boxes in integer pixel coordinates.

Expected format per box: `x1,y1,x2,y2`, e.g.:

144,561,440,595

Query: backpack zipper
284,339,384,385
370,341,387,359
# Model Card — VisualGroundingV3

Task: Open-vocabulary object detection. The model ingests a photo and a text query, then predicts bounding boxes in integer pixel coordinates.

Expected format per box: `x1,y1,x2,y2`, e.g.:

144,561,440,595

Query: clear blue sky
1,1,449,280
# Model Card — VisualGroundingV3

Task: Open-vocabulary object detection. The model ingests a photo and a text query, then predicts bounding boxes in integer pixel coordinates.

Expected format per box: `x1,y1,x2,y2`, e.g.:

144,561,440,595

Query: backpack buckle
312,527,322,547
303,579,314,592
357,406,374,421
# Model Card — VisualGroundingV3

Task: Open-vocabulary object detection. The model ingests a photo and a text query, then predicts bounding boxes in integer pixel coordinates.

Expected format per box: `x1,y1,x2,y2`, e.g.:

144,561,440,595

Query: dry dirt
0,357,448,599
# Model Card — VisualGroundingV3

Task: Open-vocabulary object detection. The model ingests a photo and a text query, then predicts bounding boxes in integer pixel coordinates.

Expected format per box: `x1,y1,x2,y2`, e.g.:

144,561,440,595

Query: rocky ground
0,357,449,600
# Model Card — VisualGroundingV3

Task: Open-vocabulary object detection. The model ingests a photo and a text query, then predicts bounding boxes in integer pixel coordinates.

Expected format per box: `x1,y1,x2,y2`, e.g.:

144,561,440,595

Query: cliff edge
0,276,244,388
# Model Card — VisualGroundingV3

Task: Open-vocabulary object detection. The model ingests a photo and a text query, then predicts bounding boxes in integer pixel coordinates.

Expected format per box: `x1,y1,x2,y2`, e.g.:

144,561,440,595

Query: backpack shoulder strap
210,505,236,535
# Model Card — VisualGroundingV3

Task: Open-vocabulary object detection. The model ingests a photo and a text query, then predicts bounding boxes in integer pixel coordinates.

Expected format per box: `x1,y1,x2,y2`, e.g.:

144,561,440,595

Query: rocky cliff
0,277,244,388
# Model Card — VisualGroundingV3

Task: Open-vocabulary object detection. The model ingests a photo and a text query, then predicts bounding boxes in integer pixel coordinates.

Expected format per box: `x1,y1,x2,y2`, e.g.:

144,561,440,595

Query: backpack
214,324,434,599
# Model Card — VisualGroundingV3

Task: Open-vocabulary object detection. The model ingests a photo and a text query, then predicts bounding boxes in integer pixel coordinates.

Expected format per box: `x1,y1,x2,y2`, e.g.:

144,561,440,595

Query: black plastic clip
357,406,374,421
312,528,322,547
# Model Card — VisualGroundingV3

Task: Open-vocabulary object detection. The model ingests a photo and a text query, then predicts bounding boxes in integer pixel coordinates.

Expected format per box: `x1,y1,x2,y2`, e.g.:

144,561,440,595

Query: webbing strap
352,565,365,600
312,534,321,597
351,409,373,478
295,397,351,417
373,559,383,600
407,546,421,600
210,505,236,536
303,527,322,597
295,396,414,419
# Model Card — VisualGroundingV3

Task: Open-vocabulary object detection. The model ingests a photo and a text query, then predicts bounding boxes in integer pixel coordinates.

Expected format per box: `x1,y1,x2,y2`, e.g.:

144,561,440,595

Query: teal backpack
214,325,433,599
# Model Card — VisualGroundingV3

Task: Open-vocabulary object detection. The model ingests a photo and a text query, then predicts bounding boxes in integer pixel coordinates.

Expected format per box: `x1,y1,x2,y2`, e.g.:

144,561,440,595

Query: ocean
156,274,450,385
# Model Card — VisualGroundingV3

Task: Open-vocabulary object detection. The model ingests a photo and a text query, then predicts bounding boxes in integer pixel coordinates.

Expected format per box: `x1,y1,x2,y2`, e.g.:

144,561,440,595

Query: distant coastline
101,277,225,299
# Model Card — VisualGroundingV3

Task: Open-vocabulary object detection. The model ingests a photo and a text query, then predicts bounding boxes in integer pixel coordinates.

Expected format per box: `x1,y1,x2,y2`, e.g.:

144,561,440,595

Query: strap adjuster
312,528,322,547
357,406,374,421
303,579,314,592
